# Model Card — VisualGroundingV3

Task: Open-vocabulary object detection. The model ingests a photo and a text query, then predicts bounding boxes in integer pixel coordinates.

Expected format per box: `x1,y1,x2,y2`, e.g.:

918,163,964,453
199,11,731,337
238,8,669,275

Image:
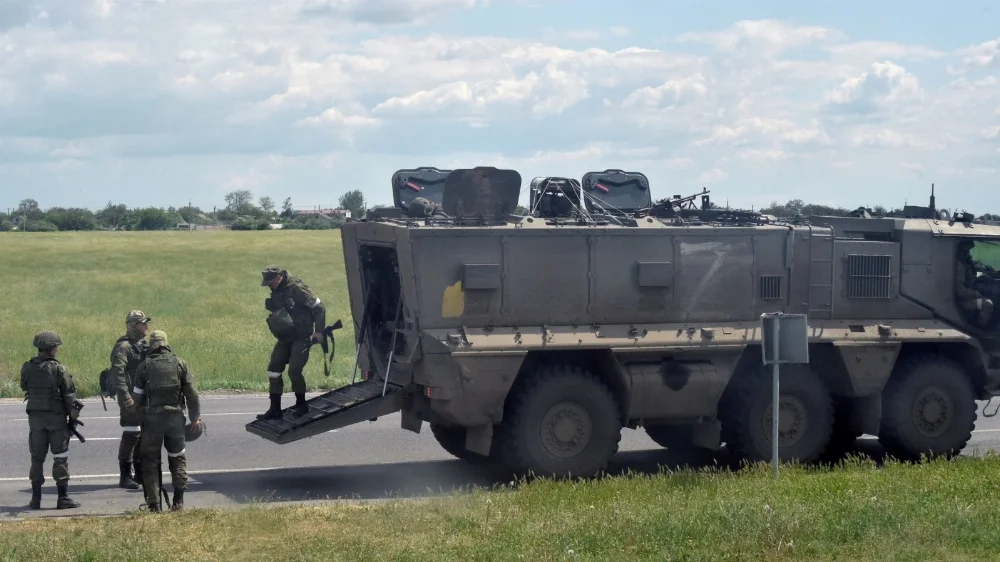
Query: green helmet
148,329,169,350
32,331,62,351
185,420,205,442
126,310,151,327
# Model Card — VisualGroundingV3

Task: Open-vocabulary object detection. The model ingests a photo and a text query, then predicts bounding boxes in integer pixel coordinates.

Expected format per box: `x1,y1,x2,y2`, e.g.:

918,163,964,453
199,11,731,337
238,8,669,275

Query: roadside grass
0,230,354,398
2,455,1000,560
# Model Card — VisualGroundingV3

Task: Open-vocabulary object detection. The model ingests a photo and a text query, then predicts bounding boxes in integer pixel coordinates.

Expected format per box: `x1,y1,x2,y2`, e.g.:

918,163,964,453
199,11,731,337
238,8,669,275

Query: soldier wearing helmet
956,240,994,328
20,331,81,509
258,264,327,419
108,309,151,489
131,330,201,512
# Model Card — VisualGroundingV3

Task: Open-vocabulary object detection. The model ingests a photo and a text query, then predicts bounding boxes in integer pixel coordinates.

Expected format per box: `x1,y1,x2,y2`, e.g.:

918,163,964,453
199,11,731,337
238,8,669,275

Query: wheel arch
507,348,630,425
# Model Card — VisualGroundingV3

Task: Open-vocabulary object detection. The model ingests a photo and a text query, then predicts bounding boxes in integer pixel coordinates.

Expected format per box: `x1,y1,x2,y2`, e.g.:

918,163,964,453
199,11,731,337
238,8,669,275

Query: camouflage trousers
267,338,311,395
118,398,143,464
139,411,187,507
27,413,70,485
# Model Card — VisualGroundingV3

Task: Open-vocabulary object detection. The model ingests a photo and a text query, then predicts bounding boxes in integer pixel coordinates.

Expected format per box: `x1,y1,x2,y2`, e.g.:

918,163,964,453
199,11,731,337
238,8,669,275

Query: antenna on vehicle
929,183,936,213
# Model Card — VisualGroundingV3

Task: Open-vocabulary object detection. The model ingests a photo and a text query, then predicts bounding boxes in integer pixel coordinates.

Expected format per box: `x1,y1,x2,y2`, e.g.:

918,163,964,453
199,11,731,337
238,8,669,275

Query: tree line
3,192,993,233
0,189,369,232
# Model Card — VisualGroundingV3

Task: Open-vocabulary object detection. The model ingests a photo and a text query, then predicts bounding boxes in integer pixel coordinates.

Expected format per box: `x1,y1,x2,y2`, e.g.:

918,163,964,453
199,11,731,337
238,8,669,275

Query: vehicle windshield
971,240,1000,272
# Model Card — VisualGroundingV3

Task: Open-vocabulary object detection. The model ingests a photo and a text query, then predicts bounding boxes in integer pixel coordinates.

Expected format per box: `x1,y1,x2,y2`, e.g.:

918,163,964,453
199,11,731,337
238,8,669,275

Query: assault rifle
68,400,86,443
304,319,344,377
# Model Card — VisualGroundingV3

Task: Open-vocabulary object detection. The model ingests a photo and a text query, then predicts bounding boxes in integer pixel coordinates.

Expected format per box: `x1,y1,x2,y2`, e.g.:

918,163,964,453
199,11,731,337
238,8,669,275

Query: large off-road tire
719,362,834,464
877,354,977,461
820,397,864,461
429,424,490,465
497,365,622,479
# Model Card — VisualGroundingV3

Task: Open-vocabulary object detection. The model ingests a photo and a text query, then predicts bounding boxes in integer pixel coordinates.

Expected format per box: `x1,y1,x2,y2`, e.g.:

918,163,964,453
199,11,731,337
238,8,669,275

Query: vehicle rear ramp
245,378,407,445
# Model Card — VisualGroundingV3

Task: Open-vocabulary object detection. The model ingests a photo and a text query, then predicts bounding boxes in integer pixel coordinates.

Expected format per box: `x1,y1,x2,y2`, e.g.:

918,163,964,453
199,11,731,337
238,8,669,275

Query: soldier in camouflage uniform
956,240,994,327
131,330,201,512
258,264,327,419
109,310,151,489
20,331,81,509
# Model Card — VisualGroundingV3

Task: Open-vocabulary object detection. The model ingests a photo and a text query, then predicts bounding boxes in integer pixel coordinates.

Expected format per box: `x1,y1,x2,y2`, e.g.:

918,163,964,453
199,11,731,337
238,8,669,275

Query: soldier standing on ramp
131,330,201,512
20,331,81,509
257,264,327,420
109,310,151,490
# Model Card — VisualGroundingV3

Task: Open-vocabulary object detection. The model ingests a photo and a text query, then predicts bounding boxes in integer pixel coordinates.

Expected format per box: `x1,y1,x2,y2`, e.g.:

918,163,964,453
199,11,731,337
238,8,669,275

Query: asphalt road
2,394,1000,520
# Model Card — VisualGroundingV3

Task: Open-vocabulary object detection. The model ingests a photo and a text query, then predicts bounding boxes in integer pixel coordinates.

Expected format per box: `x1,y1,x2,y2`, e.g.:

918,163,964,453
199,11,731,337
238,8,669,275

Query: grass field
2,456,1000,560
0,230,355,398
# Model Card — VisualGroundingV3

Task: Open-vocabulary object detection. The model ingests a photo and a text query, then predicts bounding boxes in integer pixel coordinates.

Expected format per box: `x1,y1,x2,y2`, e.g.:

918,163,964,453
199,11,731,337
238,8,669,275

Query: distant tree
0,221,13,232
17,199,44,220
47,208,98,231
339,190,366,218
259,196,275,215
225,190,254,214
178,205,206,225
130,208,179,231
97,203,130,229
215,209,239,222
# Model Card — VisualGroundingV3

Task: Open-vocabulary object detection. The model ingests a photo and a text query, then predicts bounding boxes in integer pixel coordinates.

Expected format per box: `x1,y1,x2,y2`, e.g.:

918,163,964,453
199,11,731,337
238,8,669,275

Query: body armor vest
22,358,66,414
144,351,184,408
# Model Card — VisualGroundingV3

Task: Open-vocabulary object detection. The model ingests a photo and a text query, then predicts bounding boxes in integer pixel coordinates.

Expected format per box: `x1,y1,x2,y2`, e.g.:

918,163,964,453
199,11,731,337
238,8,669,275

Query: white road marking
7,412,264,422
0,466,291,482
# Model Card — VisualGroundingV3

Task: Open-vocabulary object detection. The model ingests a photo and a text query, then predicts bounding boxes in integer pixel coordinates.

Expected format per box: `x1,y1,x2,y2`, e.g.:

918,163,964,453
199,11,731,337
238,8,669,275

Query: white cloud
1,7,999,213
676,19,845,60
952,39,1000,72
697,168,728,183
823,61,923,114
299,0,478,24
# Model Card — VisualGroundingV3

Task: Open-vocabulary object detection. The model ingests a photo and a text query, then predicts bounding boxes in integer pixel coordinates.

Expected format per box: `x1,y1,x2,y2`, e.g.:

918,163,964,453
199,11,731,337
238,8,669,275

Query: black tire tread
719,362,834,464
498,364,622,478
877,353,977,461
429,424,490,464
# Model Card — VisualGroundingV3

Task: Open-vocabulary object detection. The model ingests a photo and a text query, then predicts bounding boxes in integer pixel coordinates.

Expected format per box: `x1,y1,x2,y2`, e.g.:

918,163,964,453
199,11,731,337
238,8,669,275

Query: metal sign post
760,312,810,480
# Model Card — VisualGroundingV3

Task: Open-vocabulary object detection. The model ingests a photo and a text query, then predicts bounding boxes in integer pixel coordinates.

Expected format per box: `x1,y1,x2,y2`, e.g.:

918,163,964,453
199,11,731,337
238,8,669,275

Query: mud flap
245,379,407,444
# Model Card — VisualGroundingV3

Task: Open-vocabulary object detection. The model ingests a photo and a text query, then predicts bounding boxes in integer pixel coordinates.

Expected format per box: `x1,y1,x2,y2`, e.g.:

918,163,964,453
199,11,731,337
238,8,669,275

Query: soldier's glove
69,408,80,421
264,298,274,311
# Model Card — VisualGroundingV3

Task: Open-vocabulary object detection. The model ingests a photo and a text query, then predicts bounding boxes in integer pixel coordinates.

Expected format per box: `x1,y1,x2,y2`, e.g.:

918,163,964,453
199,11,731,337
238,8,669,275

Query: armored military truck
247,167,1000,478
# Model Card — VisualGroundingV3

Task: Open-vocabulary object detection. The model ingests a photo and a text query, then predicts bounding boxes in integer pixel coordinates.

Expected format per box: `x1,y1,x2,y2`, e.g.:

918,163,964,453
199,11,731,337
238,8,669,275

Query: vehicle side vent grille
846,254,892,299
760,275,782,300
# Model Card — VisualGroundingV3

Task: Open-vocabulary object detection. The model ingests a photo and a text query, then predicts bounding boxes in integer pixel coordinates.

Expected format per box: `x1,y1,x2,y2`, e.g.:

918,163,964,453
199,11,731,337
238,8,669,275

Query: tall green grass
0,230,354,398
2,456,1000,560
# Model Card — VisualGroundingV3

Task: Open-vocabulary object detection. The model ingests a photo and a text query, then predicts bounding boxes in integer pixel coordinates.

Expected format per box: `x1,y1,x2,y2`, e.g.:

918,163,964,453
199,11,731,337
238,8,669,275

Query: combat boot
56,484,80,509
29,483,41,509
132,460,143,485
171,489,184,511
257,393,282,420
292,393,309,416
147,501,160,512
119,461,139,489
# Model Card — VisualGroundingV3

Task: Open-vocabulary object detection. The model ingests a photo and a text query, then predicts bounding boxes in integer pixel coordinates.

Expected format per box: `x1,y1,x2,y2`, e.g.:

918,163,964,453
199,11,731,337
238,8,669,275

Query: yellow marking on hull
442,281,465,318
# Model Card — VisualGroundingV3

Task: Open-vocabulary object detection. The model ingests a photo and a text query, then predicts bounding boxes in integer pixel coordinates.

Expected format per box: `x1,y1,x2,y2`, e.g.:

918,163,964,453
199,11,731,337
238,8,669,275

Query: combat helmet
32,331,62,351
148,330,169,351
126,310,151,327
185,419,206,442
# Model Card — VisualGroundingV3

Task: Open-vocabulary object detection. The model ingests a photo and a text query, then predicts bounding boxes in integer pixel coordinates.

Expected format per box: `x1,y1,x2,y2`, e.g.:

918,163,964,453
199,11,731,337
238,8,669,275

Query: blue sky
1,0,998,214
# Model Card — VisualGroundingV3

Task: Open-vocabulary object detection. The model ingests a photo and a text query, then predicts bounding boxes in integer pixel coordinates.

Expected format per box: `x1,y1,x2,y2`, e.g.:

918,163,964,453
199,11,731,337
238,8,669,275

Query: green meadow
0,230,355,398
2,456,1000,560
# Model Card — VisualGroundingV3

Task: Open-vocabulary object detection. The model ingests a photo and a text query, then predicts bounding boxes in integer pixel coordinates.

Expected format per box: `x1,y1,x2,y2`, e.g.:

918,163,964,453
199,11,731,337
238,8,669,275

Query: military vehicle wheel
430,424,490,464
498,365,622,479
720,363,834,464
820,398,863,461
877,354,977,461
